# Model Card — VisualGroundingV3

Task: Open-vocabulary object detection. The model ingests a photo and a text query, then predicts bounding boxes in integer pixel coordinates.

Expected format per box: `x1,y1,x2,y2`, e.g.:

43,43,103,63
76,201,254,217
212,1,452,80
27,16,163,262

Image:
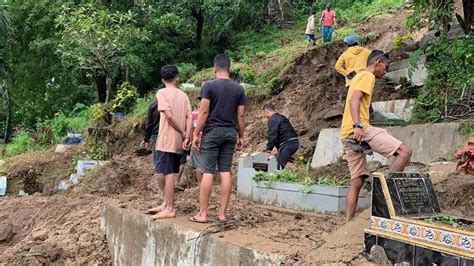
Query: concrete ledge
101,205,282,266
238,176,370,213
311,122,466,168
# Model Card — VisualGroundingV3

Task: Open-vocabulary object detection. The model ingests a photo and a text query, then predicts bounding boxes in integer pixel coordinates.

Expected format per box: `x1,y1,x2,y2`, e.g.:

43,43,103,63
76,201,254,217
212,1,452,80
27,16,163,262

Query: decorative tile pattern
369,216,474,254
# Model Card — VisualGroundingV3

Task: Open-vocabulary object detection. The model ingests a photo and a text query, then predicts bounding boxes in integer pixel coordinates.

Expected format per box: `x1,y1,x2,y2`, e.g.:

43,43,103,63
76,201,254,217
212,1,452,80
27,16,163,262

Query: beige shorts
343,127,402,180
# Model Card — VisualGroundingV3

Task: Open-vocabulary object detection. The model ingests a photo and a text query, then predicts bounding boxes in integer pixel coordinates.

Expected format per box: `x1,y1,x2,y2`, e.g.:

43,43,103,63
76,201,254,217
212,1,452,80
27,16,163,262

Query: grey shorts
200,127,237,174
190,148,202,169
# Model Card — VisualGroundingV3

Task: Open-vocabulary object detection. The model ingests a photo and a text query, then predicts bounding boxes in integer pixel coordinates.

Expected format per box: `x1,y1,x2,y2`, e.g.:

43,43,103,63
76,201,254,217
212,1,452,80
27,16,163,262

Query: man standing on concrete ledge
263,103,299,170
191,54,246,223
152,65,192,220
340,50,412,222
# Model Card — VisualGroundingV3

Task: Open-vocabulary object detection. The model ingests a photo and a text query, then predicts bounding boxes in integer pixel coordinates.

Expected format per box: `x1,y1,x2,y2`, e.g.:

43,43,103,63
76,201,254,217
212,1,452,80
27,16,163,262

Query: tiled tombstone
237,152,278,198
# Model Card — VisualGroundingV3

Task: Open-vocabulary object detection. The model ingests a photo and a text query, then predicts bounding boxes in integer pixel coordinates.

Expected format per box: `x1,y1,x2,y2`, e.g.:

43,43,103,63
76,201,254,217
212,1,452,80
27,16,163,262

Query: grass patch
336,0,404,24
458,119,474,137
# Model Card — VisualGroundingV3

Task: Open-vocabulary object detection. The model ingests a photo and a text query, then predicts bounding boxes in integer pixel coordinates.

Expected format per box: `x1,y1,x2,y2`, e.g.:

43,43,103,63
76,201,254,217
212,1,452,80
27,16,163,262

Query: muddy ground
1,4,472,265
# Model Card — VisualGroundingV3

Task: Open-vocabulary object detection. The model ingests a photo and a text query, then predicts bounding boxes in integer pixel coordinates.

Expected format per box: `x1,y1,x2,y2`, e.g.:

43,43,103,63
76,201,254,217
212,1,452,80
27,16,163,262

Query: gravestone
0,176,6,196
237,152,277,198
385,173,440,217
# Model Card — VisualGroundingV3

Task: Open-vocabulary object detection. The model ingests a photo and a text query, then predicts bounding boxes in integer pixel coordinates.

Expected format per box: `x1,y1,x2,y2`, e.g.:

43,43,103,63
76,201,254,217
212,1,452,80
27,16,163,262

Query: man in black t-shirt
263,103,299,170
191,54,246,223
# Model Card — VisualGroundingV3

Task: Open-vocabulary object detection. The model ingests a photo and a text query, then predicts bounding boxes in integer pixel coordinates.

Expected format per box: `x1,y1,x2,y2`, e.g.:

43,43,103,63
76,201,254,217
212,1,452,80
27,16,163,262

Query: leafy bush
130,93,156,121
411,36,474,123
178,63,197,83
110,82,139,113
188,68,215,86
392,34,414,50
336,0,404,23
231,62,256,83
5,131,35,156
89,103,107,124
458,120,474,137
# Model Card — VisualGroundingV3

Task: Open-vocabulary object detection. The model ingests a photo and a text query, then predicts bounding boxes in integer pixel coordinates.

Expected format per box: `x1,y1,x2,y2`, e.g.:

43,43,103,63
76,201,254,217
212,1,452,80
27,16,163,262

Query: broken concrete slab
372,99,414,121
54,144,76,153
76,160,107,176
385,55,428,86
101,204,283,265
181,83,196,89
311,122,466,168
0,176,6,196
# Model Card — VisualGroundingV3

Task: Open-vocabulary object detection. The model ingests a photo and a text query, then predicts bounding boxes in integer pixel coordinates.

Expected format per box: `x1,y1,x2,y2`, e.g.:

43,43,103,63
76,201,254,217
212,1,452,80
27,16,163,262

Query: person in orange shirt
150,65,192,220
340,50,412,222
320,3,336,43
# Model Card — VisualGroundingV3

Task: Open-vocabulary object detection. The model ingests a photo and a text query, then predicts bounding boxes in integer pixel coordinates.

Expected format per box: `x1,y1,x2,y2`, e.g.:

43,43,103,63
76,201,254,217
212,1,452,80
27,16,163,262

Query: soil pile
0,195,110,265
435,172,474,218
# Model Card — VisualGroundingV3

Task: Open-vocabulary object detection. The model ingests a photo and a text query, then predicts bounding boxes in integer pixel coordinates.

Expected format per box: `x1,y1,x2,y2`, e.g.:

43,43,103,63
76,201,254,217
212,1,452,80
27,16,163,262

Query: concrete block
385,55,427,86
55,144,76,153
0,176,6,196
237,153,278,198
372,99,414,121
311,122,466,168
181,83,196,89
249,176,369,212
76,160,106,176
101,205,283,266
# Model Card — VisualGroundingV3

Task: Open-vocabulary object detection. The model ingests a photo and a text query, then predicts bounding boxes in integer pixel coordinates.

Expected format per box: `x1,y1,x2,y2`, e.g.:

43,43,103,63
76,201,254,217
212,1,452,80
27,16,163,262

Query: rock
32,230,48,241
54,144,75,153
240,83,254,90
324,108,343,120
298,128,309,136
0,222,14,242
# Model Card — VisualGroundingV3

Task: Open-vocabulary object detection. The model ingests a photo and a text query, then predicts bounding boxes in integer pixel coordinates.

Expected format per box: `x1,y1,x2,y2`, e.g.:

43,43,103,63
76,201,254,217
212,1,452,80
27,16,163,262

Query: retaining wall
101,205,282,266
311,122,466,168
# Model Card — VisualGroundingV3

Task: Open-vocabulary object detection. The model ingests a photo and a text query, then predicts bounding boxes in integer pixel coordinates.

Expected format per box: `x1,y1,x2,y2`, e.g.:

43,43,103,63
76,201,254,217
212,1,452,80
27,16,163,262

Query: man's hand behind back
236,138,244,151
192,134,201,150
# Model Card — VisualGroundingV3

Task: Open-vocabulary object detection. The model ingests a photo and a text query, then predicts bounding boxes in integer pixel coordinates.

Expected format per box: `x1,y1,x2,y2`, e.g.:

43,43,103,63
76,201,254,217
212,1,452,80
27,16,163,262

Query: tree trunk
463,0,473,32
105,73,113,104
3,86,11,143
277,0,285,23
192,2,204,48
95,75,107,103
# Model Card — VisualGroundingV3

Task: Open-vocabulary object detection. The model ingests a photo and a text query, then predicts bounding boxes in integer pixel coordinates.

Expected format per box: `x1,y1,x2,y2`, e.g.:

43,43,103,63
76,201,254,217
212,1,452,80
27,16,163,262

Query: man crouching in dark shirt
263,103,299,170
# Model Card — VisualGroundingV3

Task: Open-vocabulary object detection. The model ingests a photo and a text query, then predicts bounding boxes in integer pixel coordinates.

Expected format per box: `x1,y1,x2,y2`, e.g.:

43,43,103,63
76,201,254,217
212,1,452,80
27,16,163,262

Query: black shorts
200,127,237,174
180,150,189,165
155,151,181,174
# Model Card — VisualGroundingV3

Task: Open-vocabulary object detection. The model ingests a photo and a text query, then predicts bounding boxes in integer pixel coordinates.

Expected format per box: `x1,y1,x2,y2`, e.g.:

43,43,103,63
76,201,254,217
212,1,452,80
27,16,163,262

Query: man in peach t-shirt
150,65,192,220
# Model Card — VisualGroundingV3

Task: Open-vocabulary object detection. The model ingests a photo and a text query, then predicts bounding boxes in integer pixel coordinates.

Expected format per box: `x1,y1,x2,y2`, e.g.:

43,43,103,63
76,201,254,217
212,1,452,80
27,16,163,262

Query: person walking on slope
152,65,192,220
263,104,299,170
320,3,337,43
191,54,246,223
335,35,371,88
305,13,316,46
340,50,412,222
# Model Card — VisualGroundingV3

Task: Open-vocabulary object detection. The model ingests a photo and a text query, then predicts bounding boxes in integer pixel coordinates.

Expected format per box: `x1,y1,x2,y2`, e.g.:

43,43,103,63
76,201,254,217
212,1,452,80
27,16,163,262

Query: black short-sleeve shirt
198,78,246,130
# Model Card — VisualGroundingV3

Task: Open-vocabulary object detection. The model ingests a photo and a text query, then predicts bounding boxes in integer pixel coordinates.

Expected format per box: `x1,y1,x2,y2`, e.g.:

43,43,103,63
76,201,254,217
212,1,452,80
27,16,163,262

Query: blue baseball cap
344,35,358,45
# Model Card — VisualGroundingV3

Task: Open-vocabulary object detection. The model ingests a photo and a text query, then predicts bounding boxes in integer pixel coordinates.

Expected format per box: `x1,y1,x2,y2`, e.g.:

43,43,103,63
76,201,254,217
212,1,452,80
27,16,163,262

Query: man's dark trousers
277,139,299,170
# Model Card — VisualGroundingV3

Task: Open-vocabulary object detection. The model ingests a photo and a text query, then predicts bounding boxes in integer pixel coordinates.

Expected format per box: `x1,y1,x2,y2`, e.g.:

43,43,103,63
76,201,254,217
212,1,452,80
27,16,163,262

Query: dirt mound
0,146,84,195
435,173,474,218
0,195,110,265
244,42,406,158
75,156,154,196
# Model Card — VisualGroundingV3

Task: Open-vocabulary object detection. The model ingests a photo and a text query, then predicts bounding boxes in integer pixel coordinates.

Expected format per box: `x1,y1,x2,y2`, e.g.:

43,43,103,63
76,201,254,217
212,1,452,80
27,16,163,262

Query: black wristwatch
353,121,363,129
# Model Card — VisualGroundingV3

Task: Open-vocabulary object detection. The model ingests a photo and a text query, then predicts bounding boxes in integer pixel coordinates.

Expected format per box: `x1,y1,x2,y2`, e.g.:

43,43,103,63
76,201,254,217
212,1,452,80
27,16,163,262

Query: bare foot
192,212,207,223
217,213,226,222
146,203,165,214
151,210,176,220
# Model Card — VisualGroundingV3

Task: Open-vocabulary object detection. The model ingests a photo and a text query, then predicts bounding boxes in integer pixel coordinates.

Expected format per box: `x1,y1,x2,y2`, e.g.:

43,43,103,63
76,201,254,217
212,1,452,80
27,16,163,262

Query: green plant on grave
85,136,107,160
425,215,465,228
317,175,349,187
110,82,139,113
252,171,278,188
299,176,313,194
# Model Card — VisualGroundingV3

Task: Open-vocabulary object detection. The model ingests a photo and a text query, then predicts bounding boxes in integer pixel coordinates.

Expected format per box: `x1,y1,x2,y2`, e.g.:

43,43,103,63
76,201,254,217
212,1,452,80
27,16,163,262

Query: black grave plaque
253,162,269,172
386,173,440,216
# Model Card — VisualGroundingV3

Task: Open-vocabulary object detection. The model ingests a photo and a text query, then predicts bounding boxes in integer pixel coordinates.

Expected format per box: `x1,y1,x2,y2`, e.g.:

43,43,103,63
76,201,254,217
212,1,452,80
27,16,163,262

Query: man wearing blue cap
335,35,372,88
